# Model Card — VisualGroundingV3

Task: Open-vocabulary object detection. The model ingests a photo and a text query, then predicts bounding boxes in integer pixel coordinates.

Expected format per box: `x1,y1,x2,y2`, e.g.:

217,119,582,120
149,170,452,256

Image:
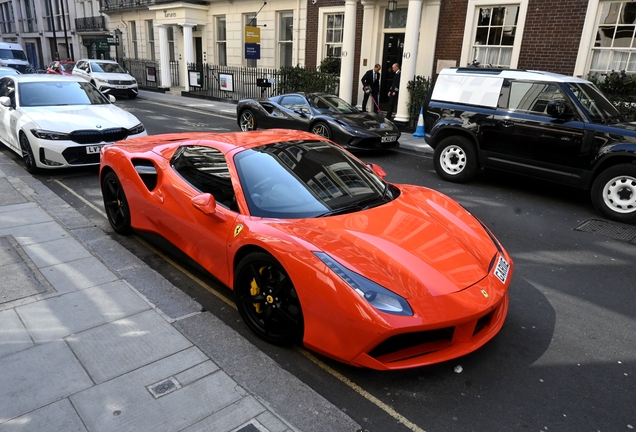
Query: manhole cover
574,219,636,242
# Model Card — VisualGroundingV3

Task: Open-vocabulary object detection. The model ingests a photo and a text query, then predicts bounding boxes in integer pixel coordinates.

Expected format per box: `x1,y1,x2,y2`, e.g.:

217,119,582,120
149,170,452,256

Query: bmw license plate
494,255,510,284
86,145,103,154
381,135,398,143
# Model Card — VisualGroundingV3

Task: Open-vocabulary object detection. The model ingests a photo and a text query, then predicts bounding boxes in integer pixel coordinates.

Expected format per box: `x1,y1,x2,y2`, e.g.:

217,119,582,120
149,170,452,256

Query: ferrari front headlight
314,252,413,316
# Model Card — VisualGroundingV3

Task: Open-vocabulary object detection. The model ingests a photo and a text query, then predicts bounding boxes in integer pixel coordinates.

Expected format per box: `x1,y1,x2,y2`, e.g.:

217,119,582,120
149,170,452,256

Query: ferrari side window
280,95,310,113
171,145,238,211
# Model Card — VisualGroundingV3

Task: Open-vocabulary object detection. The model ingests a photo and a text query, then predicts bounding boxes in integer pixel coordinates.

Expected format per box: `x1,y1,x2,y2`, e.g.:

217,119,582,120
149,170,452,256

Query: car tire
19,133,39,174
433,135,479,183
239,109,257,131
129,93,137,100
234,252,304,344
102,171,132,235
591,164,636,224
311,122,332,140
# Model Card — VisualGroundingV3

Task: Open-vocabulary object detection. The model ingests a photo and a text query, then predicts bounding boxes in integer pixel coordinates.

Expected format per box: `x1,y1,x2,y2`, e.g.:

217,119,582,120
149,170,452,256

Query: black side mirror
547,100,571,118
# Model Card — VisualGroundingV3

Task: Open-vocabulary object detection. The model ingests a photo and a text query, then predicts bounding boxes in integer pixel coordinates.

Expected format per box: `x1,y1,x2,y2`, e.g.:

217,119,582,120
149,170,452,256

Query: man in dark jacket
385,63,401,120
360,63,381,112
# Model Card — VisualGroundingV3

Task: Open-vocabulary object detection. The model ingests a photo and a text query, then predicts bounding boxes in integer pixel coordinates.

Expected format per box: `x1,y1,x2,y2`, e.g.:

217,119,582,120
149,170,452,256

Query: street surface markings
54,178,425,432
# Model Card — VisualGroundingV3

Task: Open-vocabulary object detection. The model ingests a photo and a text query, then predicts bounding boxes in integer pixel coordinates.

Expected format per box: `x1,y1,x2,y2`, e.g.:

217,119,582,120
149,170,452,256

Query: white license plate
494,255,510,284
381,135,398,143
86,145,103,154
115,85,127,89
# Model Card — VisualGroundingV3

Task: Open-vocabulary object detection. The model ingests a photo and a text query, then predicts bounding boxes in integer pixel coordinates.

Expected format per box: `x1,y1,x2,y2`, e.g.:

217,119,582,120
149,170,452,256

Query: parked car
425,67,636,224
237,92,401,150
46,60,76,75
99,129,513,370
0,66,20,77
0,75,146,173
72,59,138,99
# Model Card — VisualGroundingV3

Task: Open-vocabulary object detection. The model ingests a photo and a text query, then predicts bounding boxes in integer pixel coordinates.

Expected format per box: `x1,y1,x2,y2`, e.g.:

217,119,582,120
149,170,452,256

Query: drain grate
574,219,636,243
146,377,181,399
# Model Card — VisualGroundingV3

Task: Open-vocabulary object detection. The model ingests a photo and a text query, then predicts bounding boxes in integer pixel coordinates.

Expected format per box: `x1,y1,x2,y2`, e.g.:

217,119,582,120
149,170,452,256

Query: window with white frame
590,1,636,74
279,11,293,67
129,21,138,59
471,5,519,68
146,20,155,61
216,16,227,66
325,13,344,58
244,13,257,68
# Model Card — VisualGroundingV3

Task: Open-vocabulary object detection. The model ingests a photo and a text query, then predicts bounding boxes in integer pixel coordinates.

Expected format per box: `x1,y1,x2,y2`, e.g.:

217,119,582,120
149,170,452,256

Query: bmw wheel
19,133,39,174
234,252,304,344
311,122,332,140
239,109,257,131
591,164,636,224
102,171,132,235
433,135,479,183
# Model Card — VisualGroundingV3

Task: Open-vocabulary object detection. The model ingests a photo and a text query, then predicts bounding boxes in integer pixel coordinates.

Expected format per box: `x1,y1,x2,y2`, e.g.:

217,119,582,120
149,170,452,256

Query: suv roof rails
454,67,529,74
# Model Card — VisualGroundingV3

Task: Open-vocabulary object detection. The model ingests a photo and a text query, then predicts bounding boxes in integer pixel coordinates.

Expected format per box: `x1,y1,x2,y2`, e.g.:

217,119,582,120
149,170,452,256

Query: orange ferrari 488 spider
100,129,513,370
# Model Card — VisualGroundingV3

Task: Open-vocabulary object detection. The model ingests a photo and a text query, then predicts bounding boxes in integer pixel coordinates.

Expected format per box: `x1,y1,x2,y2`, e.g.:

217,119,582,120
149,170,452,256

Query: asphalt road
4,97,635,432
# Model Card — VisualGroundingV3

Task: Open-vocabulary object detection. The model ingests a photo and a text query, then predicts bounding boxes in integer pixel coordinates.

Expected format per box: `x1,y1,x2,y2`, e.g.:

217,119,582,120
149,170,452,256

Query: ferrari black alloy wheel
19,133,39,174
311,122,332,140
234,252,304,344
102,171,132,235
239,109,257,131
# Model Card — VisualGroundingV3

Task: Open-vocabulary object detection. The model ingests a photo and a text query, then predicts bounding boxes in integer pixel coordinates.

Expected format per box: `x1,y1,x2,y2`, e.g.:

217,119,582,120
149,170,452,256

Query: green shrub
278,66,339,94
406,75,432,124
319,57,341,74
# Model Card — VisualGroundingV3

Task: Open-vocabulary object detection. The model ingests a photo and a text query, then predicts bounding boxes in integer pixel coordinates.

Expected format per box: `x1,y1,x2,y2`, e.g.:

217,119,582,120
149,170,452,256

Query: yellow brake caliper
250,266,268,314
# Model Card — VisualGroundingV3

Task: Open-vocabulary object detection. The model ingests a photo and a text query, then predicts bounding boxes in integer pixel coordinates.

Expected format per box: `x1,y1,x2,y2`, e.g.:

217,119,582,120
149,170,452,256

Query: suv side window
506,81,569,116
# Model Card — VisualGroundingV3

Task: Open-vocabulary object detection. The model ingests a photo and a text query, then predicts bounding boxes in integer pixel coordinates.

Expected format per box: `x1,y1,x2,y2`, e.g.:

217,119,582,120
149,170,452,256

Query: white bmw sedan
0,75,146,173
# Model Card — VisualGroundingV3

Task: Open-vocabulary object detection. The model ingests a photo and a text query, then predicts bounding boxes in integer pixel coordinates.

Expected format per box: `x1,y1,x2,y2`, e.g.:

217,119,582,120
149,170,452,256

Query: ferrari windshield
234,141,393,218
19,81,110,107
307,94,359,114
566,82,621,123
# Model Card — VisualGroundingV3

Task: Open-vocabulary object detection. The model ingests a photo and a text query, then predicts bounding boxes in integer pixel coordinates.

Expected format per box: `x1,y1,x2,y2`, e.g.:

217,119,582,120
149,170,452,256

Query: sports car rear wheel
234,252,304,344
311,122,332,140
102,171,132,235
239,109,257,131
19,133,39,174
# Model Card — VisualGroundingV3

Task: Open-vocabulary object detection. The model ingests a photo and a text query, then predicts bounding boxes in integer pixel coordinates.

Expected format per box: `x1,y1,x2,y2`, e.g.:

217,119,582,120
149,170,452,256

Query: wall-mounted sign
245,26,260,43
219,73,234,92
146,66,156,83
95,40,109,51
245,43,260,60
189,71,202,88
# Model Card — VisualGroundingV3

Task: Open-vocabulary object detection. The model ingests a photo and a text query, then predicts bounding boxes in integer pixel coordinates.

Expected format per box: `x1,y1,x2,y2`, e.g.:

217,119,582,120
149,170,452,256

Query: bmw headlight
314,252,413,316
128,123,145,135
31,129,69,140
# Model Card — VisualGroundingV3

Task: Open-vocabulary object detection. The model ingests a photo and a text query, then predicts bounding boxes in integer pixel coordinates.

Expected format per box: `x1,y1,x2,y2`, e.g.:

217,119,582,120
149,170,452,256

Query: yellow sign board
245,26,260,44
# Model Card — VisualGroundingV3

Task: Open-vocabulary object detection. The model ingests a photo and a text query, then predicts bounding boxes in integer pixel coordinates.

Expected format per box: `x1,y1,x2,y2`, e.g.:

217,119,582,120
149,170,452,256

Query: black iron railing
101,0,207,12
120,58,180,89
75,16,107,32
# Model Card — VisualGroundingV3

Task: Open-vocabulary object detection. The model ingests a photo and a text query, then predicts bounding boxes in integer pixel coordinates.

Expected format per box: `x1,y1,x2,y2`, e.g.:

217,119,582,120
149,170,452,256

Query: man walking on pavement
385,63,401,120
361,63,381,113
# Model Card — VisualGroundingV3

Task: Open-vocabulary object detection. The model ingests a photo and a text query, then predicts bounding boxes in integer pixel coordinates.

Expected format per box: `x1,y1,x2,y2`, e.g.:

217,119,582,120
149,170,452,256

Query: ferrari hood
271,185,498,299
21,105,141,132
329,112,400,132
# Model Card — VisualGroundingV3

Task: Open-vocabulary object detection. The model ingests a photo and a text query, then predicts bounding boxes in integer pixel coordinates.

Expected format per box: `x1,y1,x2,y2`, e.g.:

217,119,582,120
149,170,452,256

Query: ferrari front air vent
369,328,455,362
69,128,128,145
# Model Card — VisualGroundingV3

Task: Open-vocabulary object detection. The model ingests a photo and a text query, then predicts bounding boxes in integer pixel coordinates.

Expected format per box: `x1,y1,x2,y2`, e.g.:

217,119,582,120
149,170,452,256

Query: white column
395,0,423,123
155,24,171,88
357,0,377,108
180,23,195,91
338,0,357,103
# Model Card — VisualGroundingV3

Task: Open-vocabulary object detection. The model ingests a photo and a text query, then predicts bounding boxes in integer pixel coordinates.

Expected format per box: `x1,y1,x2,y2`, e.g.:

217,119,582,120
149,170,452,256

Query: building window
471,5,519,68
216,16,227,66
325,13,344,58
590,1,636,74
244,13,257,68
168,26,175,62
146,20,155,61
129,21,138,59
279,11,293,67
1,1,16,34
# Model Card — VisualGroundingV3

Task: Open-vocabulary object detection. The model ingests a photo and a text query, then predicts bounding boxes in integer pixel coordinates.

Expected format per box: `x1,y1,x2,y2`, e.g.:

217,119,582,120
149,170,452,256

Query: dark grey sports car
236,92,400,150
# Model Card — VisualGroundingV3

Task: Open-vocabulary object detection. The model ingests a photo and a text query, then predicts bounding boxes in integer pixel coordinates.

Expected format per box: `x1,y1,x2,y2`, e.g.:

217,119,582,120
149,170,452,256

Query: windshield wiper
317,203,364,217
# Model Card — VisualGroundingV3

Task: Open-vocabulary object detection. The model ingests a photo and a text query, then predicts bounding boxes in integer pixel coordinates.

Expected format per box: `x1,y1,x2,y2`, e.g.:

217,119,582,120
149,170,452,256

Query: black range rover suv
424,67,636,224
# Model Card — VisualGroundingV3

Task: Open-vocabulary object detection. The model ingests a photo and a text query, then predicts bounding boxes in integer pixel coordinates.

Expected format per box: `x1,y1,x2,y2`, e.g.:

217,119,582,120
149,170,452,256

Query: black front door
195,37,203,66
380,33,404,108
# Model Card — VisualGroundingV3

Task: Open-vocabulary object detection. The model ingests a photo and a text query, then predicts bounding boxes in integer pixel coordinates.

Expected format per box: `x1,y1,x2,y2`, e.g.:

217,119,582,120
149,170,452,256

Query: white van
0,42,30,73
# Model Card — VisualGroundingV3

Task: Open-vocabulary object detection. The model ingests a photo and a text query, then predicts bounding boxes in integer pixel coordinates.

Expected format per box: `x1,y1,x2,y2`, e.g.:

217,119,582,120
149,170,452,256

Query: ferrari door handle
155,189,164,204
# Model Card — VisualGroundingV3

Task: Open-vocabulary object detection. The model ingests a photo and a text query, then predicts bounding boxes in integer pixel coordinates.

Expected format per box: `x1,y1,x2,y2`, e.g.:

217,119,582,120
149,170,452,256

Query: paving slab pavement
0,135,361,431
